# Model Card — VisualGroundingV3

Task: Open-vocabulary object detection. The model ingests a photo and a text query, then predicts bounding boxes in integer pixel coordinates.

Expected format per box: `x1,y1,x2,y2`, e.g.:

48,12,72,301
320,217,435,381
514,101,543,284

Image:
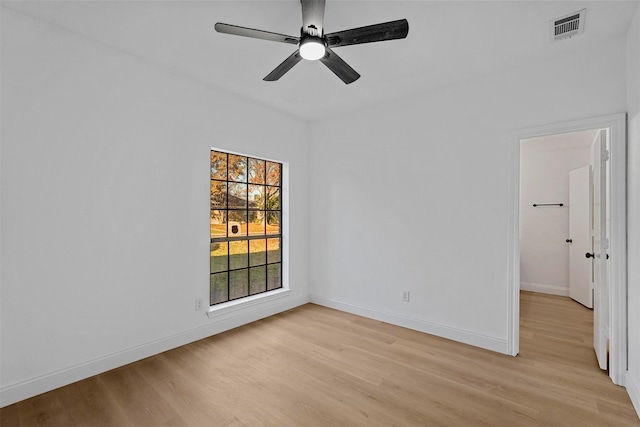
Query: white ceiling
2,0,638,121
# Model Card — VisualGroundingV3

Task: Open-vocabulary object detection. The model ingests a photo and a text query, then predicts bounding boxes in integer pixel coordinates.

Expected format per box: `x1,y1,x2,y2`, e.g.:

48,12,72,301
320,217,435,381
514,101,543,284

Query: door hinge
602,149,610,162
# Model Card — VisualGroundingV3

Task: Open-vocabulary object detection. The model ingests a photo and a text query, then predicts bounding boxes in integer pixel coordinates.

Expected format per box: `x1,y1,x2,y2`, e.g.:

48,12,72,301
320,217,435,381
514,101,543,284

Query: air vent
550,9,586,42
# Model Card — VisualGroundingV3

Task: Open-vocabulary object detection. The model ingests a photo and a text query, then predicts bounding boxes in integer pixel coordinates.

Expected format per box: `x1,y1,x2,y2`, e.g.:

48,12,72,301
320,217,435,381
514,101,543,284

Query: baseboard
626,371,640,420
308,294,509,355
520,282,569,297
0,293,309,408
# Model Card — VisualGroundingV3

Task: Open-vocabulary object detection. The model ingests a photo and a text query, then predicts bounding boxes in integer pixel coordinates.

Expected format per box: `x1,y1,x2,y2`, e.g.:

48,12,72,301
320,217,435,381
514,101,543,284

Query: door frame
507,113,627,385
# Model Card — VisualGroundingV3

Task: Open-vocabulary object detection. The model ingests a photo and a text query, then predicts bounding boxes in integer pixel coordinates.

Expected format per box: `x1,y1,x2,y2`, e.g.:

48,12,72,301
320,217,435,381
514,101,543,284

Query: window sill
206,288,291,319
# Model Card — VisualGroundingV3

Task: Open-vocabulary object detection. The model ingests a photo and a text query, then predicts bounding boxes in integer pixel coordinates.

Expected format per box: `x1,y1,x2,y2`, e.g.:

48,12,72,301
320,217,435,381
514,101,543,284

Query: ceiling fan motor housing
299,35,326,60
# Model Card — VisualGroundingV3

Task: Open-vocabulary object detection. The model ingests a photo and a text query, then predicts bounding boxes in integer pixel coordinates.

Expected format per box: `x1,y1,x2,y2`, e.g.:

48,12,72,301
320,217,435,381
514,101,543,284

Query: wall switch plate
402,291,410,302
195,297,203,311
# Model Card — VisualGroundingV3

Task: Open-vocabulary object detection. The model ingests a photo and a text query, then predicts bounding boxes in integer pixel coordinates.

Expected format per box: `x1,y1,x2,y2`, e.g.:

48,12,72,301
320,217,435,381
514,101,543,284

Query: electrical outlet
402,290,410,302
195,297,203,311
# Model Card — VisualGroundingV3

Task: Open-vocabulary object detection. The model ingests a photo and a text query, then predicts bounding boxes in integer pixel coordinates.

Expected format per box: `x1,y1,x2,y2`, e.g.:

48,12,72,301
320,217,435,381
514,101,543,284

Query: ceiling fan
214,0,409,84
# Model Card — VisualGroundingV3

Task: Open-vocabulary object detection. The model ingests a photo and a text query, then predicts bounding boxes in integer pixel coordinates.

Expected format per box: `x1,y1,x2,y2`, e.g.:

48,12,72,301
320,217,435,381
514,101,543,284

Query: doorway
507,113,627,385
519,129,597,302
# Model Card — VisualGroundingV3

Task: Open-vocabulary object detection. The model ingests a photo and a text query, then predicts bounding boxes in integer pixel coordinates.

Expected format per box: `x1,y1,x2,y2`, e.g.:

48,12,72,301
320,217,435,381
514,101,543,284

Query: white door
569,165,592,308
592,130,608,371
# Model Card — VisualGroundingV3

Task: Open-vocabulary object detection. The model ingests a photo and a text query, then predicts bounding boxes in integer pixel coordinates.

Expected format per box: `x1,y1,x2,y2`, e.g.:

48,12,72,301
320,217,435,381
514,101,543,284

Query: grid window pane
266,161,280,186
229,240,249,270
265,186,279,211
248,158,266,184
211,152,227,180
248,185,265,210
230,269,249,300
250,266,267,295
228,155,247,182
267,238,280,264
211,210,227,238
266,212,280,235
267,264,281,291
248,211,265,236
210,272,228,305
228,183,247,208
211,181,227,209
250,239,267,267
210,242,228,273
228,210,247,237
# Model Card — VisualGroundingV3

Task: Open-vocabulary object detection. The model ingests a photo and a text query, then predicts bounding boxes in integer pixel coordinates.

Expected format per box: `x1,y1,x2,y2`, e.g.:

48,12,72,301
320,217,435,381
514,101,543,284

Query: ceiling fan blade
300,0,326,36
264,50,303,81
319,47,360,84
215,23,299,45
325,19,409,48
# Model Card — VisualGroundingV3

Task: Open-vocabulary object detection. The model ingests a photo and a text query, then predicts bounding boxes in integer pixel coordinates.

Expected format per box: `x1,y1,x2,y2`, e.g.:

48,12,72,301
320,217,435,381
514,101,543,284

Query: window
210,150,282,306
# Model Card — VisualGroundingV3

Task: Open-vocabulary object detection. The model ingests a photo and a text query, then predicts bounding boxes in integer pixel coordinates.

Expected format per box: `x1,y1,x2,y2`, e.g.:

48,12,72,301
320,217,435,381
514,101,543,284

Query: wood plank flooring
1,291,638,426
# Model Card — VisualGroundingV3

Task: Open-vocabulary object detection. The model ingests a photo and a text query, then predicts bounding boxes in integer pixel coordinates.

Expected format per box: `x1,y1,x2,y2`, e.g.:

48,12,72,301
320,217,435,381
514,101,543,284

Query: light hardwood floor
1,291,639,426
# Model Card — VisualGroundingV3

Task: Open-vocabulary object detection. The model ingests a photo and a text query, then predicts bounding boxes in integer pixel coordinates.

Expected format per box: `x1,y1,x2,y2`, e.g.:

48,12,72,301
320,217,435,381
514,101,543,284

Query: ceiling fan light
300,38,325,60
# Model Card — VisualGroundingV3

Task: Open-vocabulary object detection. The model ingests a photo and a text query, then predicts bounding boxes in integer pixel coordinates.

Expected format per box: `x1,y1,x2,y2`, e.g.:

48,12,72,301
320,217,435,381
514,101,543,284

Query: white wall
519,134,592,296
625,3,640,416
0,11,310,406
2,2,639,414
308,37,627,354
